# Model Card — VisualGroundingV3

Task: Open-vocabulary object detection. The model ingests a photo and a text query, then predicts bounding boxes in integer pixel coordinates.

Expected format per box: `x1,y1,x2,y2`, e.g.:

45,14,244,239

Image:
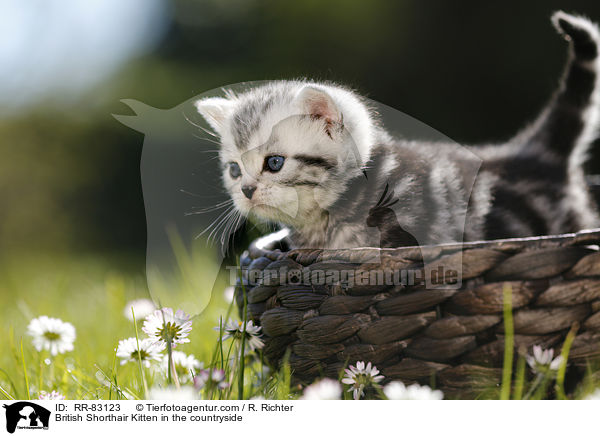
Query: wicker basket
235,229,600,398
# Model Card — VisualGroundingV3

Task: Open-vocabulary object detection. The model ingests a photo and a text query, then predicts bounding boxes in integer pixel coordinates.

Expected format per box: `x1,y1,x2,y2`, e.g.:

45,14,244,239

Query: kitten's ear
296,86,342,125
194,97,235,135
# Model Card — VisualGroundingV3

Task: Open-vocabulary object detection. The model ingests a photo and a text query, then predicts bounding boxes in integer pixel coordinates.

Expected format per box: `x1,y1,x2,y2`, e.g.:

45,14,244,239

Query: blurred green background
3,0,600,268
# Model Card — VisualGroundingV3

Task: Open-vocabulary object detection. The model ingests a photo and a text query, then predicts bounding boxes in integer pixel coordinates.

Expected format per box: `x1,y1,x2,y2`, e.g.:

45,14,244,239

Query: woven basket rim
247,227,600,262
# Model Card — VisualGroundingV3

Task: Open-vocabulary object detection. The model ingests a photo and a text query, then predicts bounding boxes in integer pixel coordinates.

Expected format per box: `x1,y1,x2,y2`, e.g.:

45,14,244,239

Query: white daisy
27,316,76,356
143,308,192,347
383,381,443,400
38,390,65,400
301,378,342,400
123,299,156,322
147,386,197,400
342,361,385,400
161,351,203,383
116,337,165,368
219,319,264,351
526,345,564,374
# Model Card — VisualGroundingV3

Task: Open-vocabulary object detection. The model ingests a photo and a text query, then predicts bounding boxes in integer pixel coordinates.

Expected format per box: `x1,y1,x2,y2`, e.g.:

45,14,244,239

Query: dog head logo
3,402,50,434
114,81,481,309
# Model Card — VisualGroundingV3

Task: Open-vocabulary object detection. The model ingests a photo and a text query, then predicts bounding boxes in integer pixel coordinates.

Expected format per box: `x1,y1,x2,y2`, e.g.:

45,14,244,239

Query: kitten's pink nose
242,185,257,199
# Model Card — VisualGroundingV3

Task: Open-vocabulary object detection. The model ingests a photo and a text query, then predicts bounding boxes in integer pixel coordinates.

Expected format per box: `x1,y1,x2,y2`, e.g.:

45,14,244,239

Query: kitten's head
194,81,375,228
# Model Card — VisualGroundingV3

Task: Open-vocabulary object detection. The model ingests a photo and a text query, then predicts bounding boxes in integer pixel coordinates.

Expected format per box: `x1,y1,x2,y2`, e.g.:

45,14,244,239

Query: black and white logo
3,402,50,434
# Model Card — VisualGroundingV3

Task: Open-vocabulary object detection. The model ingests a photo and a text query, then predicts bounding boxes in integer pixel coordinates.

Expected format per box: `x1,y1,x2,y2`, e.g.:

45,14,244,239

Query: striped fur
195,11,600,250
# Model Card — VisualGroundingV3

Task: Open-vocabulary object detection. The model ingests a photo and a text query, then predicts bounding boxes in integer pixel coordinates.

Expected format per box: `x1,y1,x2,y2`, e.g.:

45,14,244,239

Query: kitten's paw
551,11,599,58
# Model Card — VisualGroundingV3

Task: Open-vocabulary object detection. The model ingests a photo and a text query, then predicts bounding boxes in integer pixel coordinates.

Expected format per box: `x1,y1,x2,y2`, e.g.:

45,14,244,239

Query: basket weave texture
235,229,600,398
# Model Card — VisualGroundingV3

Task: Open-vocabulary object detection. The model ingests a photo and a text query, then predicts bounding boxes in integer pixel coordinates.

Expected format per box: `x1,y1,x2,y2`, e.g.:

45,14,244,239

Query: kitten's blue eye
229,162,241,178
265,155,285,172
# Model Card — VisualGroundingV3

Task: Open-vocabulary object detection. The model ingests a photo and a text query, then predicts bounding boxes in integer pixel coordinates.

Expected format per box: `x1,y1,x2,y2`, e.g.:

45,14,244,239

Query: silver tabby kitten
195,12,600,250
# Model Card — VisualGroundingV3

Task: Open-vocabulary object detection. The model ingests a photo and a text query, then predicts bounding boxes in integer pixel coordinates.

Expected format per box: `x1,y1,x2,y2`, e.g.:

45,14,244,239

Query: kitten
195,11,600,250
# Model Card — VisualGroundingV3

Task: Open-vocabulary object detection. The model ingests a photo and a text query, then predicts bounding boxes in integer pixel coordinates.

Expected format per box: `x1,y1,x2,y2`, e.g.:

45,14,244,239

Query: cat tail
523,11,600,164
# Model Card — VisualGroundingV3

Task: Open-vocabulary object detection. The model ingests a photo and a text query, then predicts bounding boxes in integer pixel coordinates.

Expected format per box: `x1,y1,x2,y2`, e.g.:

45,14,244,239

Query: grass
500,283,514,400
0,249,297,400
0,252,599,400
